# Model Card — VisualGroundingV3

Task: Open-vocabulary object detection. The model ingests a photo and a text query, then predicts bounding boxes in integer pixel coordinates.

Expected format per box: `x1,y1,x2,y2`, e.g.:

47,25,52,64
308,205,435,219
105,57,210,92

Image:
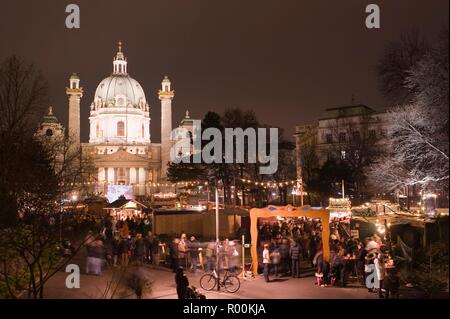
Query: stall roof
105,198,148,209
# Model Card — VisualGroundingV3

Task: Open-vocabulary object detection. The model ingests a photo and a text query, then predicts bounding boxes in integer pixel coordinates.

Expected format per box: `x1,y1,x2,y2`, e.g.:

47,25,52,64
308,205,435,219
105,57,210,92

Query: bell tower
66,73,83,147
158,75,174,179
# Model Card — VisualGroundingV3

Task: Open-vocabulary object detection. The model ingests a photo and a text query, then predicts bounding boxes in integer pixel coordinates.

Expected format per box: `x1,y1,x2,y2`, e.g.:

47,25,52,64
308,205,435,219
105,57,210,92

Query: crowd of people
81,214,399,298
258,217,399,298
168,233,242,274
84,215,161,276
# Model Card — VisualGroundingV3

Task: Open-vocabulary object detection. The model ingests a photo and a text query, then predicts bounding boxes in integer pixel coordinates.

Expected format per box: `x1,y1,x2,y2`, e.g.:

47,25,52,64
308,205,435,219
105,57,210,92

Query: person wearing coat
384,268,400,299
289,242,301,278
175,267,190,299
262,244,271,282
188,236,200,273
112,235,120,267
374,252,386,298
169,238,180,272
270,248,281,277
133,233,145,264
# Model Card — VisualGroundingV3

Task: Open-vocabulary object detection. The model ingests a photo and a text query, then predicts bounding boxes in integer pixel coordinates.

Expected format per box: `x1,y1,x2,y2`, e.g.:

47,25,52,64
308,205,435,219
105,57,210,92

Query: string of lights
58,179,301,188
239,178,299,188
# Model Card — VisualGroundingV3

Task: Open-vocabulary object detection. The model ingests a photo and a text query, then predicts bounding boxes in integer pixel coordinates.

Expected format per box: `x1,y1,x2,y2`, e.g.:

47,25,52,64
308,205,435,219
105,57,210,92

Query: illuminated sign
107,185,133,203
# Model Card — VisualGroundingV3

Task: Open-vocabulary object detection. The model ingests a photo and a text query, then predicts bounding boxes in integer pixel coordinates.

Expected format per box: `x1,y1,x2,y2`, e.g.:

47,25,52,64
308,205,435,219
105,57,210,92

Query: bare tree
328,112,385,197
0,55,48,135
377,28,428,105
0,56,94,298
369,29,449,195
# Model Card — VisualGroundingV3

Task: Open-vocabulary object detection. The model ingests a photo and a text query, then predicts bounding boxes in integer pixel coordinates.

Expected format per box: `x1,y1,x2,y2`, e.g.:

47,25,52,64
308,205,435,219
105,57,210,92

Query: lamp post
215,186,219,242
215,184,221,291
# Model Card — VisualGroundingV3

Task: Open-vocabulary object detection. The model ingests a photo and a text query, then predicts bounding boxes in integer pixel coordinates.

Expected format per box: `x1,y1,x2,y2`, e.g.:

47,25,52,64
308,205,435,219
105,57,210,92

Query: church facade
37,43,196,200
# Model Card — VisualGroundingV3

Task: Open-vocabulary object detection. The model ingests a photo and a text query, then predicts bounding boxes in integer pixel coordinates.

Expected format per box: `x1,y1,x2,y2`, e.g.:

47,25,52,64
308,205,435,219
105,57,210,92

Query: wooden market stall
103,196,152,220
250,205,330,274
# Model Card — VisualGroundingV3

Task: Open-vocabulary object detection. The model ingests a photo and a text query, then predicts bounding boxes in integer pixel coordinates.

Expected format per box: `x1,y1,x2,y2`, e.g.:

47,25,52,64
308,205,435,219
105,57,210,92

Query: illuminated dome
88,42,151,145
92,41,147,109
94,75,146,108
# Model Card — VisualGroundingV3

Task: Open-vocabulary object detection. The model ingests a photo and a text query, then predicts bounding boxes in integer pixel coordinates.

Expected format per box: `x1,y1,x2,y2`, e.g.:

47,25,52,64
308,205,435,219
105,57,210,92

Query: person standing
144,231,152,264
189,236,200,273
374,252,386,298
289,241,301,278
169,238,180,272
112,235,120,267
87,238,104,276
223,239,230,270
151,234,160,266
178,234,188,269
134,233,145,265
263,244,270,283
228,241,239,273
270,248,281,277
384,268,400,299
175,267,189,299
118,236,130,266
279,239,290,276
205,241,215,272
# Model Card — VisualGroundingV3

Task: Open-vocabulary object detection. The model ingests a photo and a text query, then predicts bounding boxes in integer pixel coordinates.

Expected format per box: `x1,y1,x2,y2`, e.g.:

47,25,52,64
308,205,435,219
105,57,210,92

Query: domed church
37,42,196,201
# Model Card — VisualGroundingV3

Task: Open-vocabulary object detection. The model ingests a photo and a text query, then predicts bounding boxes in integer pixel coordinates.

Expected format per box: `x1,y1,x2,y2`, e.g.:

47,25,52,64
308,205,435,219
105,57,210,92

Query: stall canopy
104,196,151,219
250,205,330,274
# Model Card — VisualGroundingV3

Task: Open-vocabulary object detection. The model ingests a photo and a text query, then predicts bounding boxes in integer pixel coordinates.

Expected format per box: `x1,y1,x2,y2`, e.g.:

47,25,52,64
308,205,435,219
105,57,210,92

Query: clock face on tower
45,129,53,136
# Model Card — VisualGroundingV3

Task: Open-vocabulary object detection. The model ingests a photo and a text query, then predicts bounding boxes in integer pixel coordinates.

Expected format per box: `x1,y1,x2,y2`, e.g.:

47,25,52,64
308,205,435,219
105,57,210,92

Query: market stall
103,195,151,220
249,204,330,274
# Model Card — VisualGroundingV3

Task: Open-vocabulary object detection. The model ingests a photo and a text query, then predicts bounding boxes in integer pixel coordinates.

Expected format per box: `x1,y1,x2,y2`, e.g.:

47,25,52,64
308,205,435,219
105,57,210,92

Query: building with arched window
39,42,199,201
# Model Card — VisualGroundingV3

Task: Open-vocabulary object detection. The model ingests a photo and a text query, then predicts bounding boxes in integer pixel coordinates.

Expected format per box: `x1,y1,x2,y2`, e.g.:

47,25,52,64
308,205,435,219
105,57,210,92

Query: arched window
141,124,145,138
117,121,125,137
96,123,100,138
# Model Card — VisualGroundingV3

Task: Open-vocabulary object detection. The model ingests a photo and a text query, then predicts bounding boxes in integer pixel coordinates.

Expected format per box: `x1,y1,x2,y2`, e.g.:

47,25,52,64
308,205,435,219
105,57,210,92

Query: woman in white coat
374,252,385,298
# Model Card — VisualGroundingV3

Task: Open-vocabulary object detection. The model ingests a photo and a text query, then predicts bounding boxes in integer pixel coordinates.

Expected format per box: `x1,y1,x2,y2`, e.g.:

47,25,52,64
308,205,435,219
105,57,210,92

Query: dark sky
1,0,448,142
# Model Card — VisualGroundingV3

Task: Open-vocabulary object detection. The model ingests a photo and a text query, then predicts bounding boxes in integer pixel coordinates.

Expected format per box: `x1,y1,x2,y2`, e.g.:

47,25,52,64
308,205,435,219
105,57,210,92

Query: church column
98,167,105,194
139,167,146,195
107,167,114,184
130,167,137,184
114,168,118,184
66,74,83,150
158,76,174,179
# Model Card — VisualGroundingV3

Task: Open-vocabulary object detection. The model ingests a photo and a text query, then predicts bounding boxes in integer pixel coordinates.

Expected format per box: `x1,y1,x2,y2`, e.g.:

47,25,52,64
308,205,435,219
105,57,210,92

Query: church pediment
95,149,148,164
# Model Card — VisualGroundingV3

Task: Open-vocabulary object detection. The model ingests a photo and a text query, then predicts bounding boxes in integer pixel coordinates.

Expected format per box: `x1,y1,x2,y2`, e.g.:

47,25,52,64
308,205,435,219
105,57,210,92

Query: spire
185,110,190,119
113,40,127,74
48,106,53,115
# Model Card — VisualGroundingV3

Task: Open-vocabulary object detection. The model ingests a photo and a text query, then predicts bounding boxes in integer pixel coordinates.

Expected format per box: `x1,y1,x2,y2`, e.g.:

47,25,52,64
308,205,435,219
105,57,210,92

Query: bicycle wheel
200,273,217,291
223,275,240,293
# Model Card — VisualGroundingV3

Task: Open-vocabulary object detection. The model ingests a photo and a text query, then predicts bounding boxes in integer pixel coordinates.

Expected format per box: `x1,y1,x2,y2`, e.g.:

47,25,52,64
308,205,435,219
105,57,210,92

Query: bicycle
200,268,240,293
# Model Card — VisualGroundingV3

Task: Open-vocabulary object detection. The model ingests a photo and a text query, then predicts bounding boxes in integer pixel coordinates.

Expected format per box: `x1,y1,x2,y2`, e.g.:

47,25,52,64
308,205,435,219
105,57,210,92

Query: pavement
42,248,431,299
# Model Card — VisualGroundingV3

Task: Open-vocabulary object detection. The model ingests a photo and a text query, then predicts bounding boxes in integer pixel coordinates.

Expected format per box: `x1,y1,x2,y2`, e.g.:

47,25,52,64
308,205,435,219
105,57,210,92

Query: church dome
93,41,147,108
94,75,146,107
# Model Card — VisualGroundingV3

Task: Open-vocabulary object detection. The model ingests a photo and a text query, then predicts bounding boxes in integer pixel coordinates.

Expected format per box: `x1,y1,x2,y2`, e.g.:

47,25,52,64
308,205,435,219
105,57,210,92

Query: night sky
0,0,448,142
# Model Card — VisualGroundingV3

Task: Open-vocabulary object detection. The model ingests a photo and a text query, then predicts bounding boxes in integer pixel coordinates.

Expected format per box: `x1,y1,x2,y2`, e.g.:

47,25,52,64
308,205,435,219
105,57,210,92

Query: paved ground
43,250,431,299
41,246,435,299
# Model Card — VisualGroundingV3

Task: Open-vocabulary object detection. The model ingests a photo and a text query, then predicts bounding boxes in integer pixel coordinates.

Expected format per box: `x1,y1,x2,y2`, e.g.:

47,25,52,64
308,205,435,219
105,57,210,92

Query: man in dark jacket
279,239,290,275
189,236,200,273
169,238,180,272
144,232,152,264
151,234,161,266
133,233,145,264
290,241,301,278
